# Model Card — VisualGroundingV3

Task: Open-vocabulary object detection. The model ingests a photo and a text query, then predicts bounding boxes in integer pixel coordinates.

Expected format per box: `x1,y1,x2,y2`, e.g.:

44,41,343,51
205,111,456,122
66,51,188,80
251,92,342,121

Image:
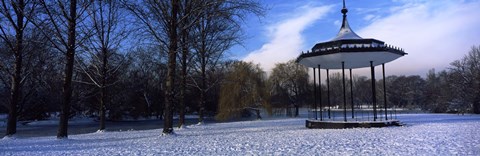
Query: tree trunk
178,27,188,128
57,0,77,139
198,25,207,123
163,0,178,135
255,109,261,119
178,49,186,128
198,58,206,123
6,0,25,137
295,105,299,117
474,96,480,114
99,87,106,130
158,105,163,120
99,48,108,131
475,81,480,114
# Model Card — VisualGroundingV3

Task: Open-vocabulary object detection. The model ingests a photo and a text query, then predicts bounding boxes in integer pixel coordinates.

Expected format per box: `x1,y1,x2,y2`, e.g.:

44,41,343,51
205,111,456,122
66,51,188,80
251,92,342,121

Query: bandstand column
327,69,331,119
318,65,323,121
383,63,388,120
342,62,347,122
370,61,377,121
350,68,354,119
313,68,317,120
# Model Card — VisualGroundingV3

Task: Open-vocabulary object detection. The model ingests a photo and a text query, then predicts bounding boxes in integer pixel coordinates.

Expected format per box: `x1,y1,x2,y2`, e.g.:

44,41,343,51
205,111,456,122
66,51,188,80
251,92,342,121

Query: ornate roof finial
333,0,361,40
341,0,348,15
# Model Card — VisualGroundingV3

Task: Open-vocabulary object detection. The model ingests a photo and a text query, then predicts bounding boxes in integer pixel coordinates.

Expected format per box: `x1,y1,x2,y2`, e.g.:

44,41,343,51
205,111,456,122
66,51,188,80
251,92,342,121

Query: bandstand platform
306,120,402,129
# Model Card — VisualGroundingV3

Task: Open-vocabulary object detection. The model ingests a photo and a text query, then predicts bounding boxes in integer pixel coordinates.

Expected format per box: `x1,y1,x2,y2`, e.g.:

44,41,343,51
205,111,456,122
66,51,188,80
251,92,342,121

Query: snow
1,114,479,155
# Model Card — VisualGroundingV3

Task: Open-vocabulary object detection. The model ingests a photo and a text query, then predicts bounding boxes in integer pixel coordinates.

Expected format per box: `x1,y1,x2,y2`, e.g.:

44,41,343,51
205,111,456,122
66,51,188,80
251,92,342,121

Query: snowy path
1,114,479,155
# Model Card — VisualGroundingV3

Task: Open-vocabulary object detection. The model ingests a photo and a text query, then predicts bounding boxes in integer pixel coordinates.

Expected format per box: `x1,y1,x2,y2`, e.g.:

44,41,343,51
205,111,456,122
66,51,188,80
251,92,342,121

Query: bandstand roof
296,1,406,69
332,12,361,41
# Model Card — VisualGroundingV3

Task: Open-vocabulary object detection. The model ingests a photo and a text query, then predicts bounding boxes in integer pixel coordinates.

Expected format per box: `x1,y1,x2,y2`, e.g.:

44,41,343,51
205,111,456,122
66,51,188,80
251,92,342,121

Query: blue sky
230,0,480,77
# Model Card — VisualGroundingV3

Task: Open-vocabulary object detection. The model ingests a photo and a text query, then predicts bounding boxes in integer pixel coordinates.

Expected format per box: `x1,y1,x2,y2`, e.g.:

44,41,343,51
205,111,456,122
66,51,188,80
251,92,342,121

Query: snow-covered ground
1,114,479,155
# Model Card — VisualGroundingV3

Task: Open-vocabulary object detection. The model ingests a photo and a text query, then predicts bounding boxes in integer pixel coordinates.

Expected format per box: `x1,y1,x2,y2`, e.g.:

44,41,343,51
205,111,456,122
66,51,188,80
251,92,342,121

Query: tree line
1,0,479,139
272,46,480,116
0,0,263,138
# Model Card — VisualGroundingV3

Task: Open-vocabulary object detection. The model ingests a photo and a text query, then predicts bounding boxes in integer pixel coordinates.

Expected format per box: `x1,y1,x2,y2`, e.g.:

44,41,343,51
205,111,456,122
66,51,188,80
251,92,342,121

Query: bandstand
297,0,406,129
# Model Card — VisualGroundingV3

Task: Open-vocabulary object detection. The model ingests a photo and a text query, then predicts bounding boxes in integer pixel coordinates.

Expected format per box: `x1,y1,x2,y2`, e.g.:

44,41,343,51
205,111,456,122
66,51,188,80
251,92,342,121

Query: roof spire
341,0,348,15
333,0,361,40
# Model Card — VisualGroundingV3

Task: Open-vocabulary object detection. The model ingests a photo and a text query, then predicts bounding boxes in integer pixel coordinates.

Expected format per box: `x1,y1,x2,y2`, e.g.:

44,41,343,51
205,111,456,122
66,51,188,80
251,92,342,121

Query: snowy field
1,114,479,155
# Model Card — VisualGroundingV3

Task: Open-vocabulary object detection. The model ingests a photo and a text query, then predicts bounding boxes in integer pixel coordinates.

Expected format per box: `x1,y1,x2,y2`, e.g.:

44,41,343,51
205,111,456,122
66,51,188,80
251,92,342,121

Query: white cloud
333,20,341,27
358,0,480,76
242,5,333,73
242,0,480,77
362,14,379,22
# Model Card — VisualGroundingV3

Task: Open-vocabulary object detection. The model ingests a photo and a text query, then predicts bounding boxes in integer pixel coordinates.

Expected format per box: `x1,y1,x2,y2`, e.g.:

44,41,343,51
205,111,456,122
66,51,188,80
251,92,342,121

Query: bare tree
123,0,183,134
124,0,214,133
329,72,343,108
177,0,197,128
176,0,215,128
387,75,425,109
76,0,130,131
164,0,180,134
450,45,480,114
423,69,459,113
124,0,263,131
269,60,309,117
127,47,167,119
353,76,372,107
190,5,236,124
189,0,263,124
0,0,38,137
30,0,91,139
